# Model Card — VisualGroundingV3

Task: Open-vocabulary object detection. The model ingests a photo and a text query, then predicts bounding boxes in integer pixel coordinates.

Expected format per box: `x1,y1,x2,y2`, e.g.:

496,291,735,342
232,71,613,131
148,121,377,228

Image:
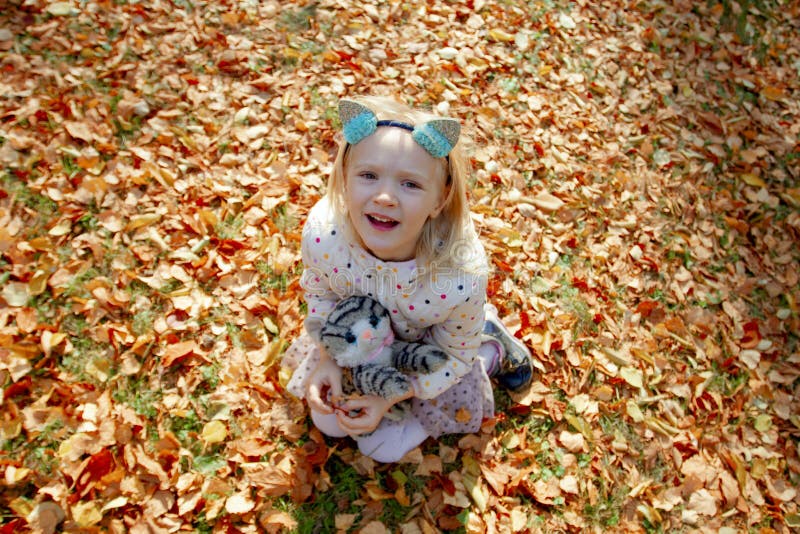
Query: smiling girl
284,96,534,462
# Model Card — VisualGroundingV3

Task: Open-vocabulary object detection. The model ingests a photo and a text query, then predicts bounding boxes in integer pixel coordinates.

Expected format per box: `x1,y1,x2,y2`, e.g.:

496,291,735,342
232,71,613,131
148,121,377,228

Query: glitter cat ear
412,119,460,158
339,99,378,145
338,99,461,158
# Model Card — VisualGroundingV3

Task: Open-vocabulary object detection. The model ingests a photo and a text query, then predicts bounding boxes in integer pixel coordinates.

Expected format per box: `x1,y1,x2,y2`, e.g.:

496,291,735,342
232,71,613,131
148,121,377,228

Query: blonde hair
325,95,482,272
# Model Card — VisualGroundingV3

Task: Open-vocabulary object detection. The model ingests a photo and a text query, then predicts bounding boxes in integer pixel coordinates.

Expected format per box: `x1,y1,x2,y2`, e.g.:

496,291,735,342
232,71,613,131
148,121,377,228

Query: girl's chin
364,243,413,262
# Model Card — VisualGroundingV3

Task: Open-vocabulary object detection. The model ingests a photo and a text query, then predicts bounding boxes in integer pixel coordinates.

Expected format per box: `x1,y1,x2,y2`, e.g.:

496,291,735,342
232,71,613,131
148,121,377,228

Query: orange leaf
761,85,785,101
161,340,197,367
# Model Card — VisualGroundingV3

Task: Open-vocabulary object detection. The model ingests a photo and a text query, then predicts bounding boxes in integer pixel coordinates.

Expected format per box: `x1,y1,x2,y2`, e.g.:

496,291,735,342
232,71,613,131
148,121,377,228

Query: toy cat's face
320,296,393,368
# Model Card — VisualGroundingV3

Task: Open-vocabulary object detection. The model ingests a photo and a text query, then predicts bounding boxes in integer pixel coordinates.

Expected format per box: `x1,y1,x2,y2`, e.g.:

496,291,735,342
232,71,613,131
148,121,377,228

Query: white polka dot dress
284,198,495,437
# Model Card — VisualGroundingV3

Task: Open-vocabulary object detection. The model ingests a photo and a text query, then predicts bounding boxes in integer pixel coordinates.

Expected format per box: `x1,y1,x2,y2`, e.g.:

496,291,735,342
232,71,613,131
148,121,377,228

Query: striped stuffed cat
319,295,448,402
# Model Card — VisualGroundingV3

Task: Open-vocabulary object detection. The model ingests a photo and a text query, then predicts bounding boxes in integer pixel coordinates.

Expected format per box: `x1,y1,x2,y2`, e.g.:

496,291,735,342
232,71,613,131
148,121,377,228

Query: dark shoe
483,305,533,392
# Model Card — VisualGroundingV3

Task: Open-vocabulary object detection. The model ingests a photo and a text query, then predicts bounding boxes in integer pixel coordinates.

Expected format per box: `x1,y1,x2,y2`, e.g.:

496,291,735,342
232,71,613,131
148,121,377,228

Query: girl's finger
307,386,333,414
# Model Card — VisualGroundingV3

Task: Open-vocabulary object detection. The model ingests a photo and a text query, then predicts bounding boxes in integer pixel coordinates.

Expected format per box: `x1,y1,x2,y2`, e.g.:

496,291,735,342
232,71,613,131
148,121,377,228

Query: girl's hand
306,352,343,415
335,386,415,436
335,394,393,435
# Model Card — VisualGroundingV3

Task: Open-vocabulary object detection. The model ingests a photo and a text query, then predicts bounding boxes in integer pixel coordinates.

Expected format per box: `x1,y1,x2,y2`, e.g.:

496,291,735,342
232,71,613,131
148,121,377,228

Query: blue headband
339,99,461,159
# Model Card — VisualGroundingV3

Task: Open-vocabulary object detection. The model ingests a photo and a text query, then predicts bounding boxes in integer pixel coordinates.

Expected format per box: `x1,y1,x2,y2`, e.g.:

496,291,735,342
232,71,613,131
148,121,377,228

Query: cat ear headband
339,99,460,159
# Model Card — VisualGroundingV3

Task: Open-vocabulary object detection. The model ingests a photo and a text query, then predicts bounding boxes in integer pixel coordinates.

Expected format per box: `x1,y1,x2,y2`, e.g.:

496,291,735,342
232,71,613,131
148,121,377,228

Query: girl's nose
373,181,398,206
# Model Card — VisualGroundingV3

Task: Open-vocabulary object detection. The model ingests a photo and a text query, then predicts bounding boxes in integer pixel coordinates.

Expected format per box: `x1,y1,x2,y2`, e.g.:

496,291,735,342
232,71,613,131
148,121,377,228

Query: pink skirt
283,334,495,438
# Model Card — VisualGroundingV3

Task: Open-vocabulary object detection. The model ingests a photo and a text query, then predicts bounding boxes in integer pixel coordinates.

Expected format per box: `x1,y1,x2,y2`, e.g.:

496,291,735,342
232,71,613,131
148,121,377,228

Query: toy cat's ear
339,99,377,145
412,119,461,158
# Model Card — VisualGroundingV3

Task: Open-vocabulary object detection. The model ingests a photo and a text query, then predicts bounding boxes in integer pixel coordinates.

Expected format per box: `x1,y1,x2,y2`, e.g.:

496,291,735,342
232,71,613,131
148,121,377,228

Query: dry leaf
201,421,228,445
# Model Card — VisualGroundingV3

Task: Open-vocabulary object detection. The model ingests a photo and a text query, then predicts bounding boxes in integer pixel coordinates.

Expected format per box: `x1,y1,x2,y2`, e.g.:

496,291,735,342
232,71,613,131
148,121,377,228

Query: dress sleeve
299,204,341,342
414,273,488,400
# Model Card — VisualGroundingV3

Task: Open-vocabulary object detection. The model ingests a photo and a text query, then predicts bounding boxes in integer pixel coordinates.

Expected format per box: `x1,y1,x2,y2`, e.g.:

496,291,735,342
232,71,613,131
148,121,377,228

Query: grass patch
113,376,163,420
286,454,366,533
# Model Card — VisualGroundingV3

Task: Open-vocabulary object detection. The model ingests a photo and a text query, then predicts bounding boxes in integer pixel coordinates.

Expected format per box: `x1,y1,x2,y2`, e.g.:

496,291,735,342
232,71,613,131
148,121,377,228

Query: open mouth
366,213,399,230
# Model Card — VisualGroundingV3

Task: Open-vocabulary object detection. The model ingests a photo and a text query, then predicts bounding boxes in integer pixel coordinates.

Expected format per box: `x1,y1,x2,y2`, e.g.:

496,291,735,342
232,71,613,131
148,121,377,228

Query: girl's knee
356,417,428,463
310,410,348,438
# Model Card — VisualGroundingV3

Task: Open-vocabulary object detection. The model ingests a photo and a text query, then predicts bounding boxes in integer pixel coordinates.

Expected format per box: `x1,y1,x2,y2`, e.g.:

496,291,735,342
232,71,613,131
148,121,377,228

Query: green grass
215,214,244,239
277,4,318,33
112,376,163,419
284,455,366,533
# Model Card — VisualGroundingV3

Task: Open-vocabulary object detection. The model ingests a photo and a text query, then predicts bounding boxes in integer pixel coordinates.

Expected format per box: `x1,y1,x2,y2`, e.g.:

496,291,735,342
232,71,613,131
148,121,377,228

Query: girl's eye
402,181,421,190
360,172,377,180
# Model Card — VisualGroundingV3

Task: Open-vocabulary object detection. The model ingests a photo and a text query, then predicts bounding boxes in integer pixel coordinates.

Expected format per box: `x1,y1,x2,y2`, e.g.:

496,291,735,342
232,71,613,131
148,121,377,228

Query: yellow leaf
125,213,162,231
48,220,72,236
28,270,49,296
4,465,31,484
202,420,228,445
462,456,488,512
564,413,592,441
620,366,644,388
72,501,103,527
754,414,772,432
626,400,645,422
740,173,766,187
489,28,515,42
41,331,67,357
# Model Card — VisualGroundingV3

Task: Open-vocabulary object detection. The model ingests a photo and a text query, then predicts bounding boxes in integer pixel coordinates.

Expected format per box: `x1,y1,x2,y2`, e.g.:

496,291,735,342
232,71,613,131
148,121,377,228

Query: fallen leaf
201,421,228,445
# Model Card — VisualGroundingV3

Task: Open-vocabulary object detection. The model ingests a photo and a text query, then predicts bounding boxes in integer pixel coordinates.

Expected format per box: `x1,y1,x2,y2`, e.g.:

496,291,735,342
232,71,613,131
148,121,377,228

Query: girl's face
344,128,448,262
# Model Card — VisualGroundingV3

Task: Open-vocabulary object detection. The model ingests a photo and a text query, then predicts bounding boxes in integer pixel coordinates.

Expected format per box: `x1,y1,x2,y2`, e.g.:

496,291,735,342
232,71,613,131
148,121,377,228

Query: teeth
370,214,395,223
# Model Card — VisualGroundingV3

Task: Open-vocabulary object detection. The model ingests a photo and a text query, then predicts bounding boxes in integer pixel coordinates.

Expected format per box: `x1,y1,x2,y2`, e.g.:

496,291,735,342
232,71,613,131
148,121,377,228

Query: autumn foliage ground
1,0,799,532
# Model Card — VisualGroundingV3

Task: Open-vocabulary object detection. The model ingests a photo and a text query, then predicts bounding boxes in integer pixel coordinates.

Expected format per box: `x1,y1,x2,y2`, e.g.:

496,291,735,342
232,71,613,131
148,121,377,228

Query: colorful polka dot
409,305,415,310
315,237,320,243
440,294,447,299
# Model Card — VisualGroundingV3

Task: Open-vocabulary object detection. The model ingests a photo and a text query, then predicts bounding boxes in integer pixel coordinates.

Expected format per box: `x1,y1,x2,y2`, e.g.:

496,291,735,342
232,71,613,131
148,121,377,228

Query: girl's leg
478,339,502,376
482,303,534,391
310,410,349,438
355,416,429,463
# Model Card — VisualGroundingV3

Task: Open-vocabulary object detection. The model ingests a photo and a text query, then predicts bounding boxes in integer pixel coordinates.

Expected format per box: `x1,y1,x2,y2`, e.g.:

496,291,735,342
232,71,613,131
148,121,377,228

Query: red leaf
636,300,660,318
571,277,589,291
740,320,761,348
0,519,27,534
85,448,114,481
4,375,32,398
213,238,245,256
493,258,513,273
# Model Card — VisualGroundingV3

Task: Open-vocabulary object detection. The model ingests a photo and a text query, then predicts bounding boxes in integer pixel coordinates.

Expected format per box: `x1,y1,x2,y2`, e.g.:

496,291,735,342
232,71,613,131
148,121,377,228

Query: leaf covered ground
1,0,799,532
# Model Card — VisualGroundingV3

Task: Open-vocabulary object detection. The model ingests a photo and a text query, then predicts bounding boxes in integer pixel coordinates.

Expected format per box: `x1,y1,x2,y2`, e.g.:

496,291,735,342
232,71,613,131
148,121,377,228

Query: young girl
284,96,533,463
